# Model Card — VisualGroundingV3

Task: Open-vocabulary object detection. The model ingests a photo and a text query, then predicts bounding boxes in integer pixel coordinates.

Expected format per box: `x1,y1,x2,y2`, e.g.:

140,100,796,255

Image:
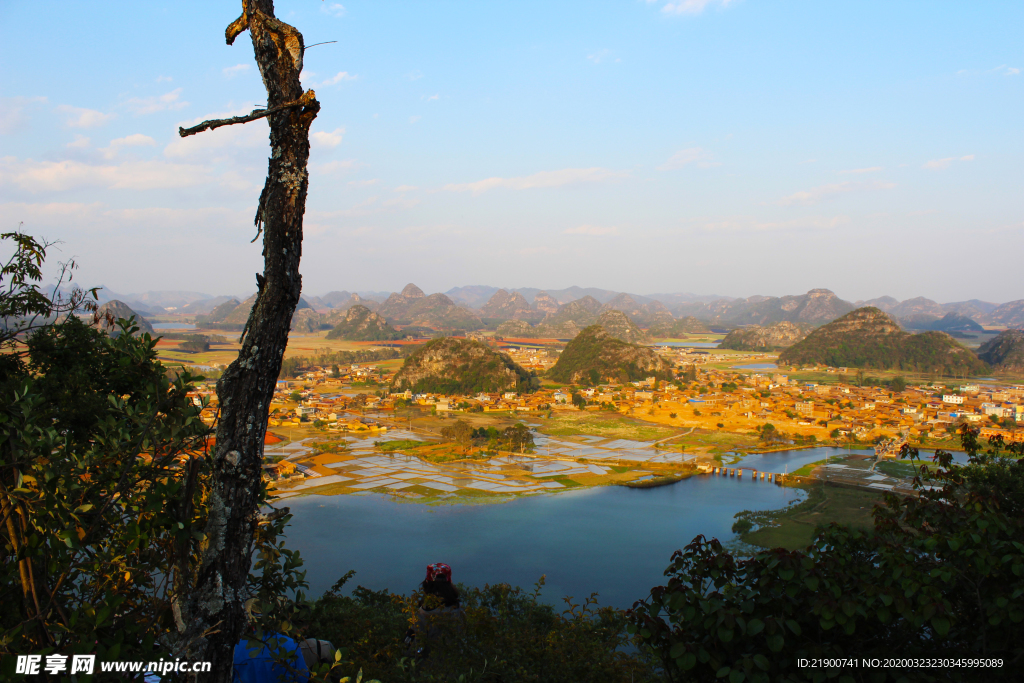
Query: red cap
425,563,452,583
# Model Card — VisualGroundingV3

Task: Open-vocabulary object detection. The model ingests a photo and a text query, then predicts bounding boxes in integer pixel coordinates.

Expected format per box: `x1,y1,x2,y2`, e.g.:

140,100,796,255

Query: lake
152,322,197,330
282,468,808,609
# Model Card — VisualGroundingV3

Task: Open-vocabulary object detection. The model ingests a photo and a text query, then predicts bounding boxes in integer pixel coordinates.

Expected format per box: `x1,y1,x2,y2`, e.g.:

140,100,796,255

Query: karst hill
547,325,673,385
718,321,812,351
325,305,401,341
977,330,1024,374
391,337,536,394
779,307,988,375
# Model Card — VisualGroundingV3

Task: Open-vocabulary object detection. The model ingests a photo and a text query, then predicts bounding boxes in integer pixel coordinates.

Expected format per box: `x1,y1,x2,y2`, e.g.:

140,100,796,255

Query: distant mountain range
82,284,1024,330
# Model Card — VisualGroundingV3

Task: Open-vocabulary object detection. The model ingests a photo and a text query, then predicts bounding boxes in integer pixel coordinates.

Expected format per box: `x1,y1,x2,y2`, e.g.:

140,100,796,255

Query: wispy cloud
657,147,717,170
0,156,212,192
838,166,882,174
155,75,173,83
311,127,345,148
314,159,358,174
321,3,346,18
409,115,421,124
126,88,188,115
319,71,357,87
348,179,379,187
100,133,156,159
564,224,619,236
56,104,115,129
423,94,440,102
777,180,895,206
659,0,738,16
0,96,48,134
394,185,418,193
444,167,627,195
67,134,90,149
991,64,1020,76
222,64,250,78
922,154,973,170
586,49,620,65
406,70,424,81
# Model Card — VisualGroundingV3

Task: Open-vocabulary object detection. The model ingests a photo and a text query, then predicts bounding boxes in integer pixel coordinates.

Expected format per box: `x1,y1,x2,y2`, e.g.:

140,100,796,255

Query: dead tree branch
177,99,307,138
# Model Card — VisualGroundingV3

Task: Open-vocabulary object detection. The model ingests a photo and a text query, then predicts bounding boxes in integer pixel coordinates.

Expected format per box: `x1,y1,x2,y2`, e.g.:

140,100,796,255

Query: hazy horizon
2,1,1022,302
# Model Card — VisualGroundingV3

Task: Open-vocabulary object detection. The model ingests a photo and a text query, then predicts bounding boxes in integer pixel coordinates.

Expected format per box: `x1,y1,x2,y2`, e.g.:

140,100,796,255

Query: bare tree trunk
174,2,319,679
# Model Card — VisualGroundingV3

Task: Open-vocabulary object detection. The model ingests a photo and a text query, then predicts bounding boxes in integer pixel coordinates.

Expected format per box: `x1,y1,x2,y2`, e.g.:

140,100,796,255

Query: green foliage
178,333,211,353
0,235,308,675
304,574,660,682
0,315,212,662
628,427,1024,680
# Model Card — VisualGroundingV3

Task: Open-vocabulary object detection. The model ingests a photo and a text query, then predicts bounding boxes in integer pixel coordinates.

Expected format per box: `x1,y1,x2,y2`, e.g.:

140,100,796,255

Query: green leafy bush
628,426,1024,681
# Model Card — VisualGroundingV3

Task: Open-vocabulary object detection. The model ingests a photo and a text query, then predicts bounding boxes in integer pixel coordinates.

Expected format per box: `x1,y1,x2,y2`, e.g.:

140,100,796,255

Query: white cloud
424,94,440,102
991,64,1020,76
564,224,619,236
156,75,173,83
922,155,973,170
660,0,737,16
319,71,357,87
222,64,250,77
838,166,883,174
587,49,611,64
314,159,358,174
657,147,716,170
777,180,895,206
126,88,188,115
321,3,346,18
444,167,627,195
0,156,212,192
311,127,345,148
56,104,115,129
407,70,424,81
0,96,48,134
100,133,157,159
409,115,421,124
394,185,418,193
67,134,90,149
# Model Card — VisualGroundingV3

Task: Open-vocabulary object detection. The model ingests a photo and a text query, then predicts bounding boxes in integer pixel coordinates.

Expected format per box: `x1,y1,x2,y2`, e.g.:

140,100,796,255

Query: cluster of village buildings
187,351,1024,444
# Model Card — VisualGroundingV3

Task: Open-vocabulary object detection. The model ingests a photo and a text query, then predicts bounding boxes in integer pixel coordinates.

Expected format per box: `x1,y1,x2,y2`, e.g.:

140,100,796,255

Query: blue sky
1,0,1021,303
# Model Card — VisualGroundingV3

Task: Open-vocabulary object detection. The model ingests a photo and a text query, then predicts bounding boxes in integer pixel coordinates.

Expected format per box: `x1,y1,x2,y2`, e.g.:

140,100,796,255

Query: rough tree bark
172,2,319,680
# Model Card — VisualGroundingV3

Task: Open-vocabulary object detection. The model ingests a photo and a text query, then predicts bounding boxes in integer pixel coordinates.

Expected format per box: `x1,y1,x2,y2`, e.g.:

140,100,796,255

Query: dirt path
653,426,695,445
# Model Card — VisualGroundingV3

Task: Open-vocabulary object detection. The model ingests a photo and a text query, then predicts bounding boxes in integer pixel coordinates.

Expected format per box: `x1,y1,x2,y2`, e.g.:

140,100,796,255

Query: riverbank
735,483,884,550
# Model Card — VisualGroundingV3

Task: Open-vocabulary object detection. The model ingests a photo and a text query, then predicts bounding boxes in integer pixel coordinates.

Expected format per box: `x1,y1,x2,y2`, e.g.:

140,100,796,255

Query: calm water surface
283,475,804,609
152,322,197,330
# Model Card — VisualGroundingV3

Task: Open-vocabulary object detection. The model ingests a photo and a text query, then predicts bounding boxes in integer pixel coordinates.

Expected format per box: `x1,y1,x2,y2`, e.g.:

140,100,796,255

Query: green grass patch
537,474,583,488
791,459,828,477
540,413,675,441
375,439,430,452
609,465,632,473
740,485,885,550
